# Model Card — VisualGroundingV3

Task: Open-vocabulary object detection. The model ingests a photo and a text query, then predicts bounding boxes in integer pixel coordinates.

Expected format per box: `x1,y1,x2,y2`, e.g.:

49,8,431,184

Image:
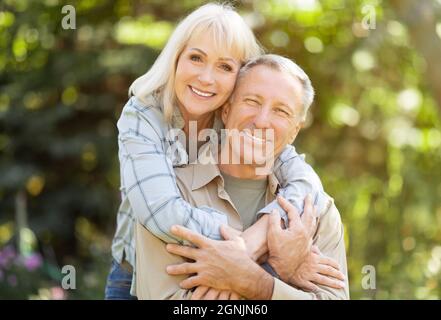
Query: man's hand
267,194,317,284
165,224,274,299
290,245,346,292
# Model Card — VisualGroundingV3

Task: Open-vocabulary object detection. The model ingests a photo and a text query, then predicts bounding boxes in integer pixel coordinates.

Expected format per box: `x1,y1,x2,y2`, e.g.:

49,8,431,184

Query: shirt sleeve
271,200,349,300
257,144,327,226
118,99,228,244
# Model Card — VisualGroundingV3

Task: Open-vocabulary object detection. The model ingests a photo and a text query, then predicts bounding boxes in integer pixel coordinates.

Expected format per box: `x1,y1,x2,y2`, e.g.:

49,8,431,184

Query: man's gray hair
235,54,315,121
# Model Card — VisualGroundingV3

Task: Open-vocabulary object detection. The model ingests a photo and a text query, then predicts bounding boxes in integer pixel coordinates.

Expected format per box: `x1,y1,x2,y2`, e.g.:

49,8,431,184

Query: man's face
222,65,304,166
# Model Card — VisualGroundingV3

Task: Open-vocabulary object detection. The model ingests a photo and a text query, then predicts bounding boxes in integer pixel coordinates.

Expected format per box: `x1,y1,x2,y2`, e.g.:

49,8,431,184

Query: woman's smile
188,85,216,98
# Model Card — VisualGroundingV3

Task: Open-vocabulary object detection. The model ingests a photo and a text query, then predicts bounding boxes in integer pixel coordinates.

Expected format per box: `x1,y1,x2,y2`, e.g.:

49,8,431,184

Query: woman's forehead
185,30,242,62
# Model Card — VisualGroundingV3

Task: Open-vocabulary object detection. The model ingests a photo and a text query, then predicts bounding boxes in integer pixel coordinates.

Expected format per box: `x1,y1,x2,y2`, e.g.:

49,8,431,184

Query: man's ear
221,101,231,125
289,121,304,144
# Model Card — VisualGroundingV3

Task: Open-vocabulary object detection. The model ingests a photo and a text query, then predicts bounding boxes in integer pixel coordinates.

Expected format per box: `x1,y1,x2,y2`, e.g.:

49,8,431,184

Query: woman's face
174,32,240,120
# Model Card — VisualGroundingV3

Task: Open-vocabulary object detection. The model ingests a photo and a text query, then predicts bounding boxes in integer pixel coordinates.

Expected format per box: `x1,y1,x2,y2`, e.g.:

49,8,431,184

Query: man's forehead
235,65,302,103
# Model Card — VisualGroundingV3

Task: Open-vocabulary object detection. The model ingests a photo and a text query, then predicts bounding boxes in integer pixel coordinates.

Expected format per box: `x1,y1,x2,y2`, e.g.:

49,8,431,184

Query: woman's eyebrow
218,57,238,65
189,48,237,65
189,48,207,56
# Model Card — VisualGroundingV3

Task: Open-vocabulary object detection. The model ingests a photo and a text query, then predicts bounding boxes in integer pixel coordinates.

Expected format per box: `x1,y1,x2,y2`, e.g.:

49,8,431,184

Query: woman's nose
197,67,215,85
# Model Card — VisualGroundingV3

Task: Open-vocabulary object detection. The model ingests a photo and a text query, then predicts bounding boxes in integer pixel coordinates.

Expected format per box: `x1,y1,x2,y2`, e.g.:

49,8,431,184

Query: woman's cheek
223,76,237,96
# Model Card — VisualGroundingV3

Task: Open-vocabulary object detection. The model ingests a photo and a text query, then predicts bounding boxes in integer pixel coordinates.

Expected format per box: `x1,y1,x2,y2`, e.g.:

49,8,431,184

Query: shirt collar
191,142,281,195
171,107,225,131
191,143,223,191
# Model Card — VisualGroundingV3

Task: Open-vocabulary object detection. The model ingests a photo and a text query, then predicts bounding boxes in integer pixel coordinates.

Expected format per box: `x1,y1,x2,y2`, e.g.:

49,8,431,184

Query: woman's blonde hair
129,2,263,122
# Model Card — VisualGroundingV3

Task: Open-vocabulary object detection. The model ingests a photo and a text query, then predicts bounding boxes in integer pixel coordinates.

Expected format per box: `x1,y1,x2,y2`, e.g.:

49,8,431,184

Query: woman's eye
220,64,233,72
190,55,202,62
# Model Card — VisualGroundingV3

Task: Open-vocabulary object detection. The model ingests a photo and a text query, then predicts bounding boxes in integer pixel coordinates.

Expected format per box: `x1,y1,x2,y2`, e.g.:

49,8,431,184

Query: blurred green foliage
1,0,440,299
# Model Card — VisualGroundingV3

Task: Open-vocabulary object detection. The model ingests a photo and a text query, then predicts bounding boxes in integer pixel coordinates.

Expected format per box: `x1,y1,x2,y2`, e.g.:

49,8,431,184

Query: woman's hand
240,215,270,261
290,245,346,292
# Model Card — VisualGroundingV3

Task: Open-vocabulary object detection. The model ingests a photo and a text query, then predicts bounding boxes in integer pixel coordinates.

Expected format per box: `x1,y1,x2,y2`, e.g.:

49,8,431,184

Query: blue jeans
104,259,137,300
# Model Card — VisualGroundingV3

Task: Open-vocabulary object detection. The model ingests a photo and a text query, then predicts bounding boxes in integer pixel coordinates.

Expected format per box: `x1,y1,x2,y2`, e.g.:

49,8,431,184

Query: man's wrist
238,262,274,300
253,271,274,300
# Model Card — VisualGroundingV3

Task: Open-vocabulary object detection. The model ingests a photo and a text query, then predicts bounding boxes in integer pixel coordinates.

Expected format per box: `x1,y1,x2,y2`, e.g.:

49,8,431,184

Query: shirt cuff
257,202,289,228
205,210,229,240
271,278,315,300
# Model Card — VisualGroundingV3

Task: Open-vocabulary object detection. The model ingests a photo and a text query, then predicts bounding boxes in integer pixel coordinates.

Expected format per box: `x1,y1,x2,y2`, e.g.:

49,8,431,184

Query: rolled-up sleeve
258,144,327,226
118,99,228,244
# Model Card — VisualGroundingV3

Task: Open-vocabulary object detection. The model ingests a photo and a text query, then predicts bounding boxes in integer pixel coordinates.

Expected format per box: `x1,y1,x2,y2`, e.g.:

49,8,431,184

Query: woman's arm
257,144,327,225
118,98,229,244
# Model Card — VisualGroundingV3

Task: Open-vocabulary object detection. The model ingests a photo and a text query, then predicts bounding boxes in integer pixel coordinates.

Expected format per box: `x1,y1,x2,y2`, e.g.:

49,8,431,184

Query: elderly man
135,54,349,300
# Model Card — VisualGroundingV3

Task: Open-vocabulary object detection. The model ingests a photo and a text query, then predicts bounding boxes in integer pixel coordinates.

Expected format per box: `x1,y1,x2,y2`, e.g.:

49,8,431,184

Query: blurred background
1,0,440,299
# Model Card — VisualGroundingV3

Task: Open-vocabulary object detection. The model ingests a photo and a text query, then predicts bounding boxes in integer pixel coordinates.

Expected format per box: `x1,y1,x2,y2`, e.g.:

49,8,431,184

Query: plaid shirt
111,94,328,296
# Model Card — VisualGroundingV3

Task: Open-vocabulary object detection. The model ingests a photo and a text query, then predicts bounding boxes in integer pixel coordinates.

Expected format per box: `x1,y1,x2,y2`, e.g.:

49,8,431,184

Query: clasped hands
165,194,345,300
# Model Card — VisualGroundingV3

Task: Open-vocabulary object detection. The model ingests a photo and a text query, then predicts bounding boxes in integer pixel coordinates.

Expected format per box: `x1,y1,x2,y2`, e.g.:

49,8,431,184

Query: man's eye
246,99,259,106
275,108,290,116
220,64,233,72
190,55,202,62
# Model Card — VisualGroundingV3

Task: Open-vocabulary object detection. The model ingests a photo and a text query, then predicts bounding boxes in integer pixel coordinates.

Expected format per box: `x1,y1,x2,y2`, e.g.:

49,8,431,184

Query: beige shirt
135,144,349,300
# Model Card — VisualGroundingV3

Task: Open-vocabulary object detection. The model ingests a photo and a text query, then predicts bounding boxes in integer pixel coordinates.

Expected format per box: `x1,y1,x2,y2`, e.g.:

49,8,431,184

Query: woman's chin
185,104,219,118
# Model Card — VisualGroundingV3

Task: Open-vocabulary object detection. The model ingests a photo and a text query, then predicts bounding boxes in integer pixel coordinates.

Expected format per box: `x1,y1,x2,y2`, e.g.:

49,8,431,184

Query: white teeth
190,86,215,97
243,130,265,142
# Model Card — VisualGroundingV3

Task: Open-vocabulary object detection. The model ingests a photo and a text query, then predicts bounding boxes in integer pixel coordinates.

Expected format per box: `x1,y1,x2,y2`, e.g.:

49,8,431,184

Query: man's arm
165,219,347,300
267,196,349,300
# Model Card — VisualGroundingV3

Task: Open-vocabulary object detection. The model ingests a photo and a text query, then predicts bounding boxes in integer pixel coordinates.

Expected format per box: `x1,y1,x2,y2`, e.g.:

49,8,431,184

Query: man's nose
253,107,272,129
197,66,215,86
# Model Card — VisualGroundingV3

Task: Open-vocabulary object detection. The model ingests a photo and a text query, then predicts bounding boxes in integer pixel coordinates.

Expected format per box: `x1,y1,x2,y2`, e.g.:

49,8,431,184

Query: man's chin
246,156,275,176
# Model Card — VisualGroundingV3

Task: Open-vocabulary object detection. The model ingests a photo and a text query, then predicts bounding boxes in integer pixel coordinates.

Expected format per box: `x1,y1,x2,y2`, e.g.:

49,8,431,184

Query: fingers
317,264,346,282
311,245,321,254
202,288,221,300
166,243,198,261
268,209,283,235
311,273,345,290
166,262,199,276
229,292,241,300
218,290,231,300
301,194,317,236
317,255,341,271
277,196,301,228
170,225,210,248
297,279,319,292
191,286,210,300
220,224,241,241
180,276,202,289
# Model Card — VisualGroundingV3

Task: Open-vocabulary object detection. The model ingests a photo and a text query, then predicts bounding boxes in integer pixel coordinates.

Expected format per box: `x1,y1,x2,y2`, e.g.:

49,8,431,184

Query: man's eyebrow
189,48,238,65
242,93,263,99
243,93,295,109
